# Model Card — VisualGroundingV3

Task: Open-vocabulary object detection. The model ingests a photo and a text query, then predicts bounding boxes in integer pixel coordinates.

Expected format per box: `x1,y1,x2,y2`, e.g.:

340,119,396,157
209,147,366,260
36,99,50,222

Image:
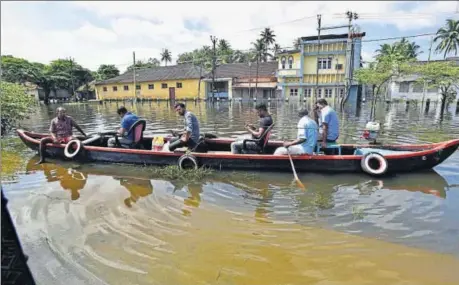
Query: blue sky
1,1,457,71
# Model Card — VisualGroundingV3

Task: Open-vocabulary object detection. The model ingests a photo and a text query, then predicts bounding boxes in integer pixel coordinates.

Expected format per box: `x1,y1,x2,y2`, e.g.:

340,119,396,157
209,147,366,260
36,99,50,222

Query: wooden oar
287,149,306,190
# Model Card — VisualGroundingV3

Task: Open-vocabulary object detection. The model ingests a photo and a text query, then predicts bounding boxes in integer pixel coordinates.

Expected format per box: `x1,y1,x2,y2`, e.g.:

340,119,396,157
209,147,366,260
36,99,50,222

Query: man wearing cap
274,108,318,155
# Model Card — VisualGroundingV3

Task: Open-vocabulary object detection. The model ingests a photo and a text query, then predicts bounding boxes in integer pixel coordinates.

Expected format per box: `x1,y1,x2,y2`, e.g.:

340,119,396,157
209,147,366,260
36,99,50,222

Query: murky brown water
3,100,459,284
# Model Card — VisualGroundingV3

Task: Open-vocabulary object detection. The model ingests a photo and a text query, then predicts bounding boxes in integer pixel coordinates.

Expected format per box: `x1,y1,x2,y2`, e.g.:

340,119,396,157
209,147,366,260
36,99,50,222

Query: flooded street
2,100,459,285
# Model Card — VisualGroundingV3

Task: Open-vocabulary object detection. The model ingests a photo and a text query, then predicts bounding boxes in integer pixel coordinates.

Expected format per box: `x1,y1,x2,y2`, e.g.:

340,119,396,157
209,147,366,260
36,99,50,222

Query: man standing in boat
315,99,339,148
36,107,87,164
107,106,139,148
231,103,273,154
274,108,318,155
169,103,200,151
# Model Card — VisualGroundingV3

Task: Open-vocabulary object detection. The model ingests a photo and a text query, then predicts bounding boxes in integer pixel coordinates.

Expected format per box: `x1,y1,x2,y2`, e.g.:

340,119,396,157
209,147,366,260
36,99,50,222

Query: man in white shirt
274,109,318,155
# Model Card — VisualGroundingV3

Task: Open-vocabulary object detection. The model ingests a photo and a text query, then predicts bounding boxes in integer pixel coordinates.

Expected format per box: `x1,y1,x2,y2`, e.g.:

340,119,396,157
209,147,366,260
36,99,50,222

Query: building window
161,83,168,89
304,88,312,97
289,88,298,96
412,82,423,93
317,88,322,98
427,86,438,93
324,88,333,98
281,56,286,69
288,56,294,69
339,88,345,98
103,87,107,92
318,57,332,70
176,82,183,88
136,84,141,90
399,82,410,93
113,86,118,92
123,85,129,91
148,84,154,90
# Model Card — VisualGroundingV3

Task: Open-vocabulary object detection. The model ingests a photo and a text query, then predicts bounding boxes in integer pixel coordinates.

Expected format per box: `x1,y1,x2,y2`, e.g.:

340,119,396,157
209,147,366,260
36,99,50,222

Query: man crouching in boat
107,106,139,148
169,103,200,152
36,107,87,164
274,109,318,156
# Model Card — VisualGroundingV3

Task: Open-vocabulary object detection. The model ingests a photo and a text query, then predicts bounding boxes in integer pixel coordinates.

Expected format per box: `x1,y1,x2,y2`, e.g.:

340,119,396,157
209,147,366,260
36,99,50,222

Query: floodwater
2,100,459,285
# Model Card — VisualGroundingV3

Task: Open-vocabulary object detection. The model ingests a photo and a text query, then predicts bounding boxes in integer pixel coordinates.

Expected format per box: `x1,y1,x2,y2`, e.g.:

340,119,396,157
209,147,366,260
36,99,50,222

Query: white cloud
1,1,456,71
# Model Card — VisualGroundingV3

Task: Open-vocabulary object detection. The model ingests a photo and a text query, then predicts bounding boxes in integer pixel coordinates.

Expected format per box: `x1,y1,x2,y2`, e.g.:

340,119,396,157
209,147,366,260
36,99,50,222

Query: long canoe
17,129,459,176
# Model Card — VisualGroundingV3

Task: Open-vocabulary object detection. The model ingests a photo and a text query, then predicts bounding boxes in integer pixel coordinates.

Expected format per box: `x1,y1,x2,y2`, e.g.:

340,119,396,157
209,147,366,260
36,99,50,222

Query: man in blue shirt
274,109,318,155
107,106,139,147
315,99,339,149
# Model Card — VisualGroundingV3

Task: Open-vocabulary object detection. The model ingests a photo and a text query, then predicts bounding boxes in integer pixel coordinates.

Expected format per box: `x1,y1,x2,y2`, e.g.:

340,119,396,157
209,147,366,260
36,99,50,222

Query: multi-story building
276,32,365,105
95,64,206,100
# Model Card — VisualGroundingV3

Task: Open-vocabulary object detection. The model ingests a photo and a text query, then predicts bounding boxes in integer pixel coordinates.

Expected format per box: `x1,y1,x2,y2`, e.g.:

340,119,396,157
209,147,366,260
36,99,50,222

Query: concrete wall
96,79,205,100
388,81,459,101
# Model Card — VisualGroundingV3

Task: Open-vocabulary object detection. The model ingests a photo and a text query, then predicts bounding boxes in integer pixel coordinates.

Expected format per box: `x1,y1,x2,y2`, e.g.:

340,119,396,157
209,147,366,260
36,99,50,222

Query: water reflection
114,177,154,208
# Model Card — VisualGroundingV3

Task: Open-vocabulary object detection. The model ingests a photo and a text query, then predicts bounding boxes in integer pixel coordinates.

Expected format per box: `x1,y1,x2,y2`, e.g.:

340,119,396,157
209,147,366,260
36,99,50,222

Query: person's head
117,106,128,118
255,103,268,118
315,99,328,111
174,103,186,116
56,107,66,119
298,108,309,118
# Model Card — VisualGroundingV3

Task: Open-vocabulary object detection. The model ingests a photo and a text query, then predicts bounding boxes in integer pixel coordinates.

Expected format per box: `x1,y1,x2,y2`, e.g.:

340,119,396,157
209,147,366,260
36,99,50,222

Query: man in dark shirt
169,103,201,152
108,106,140,148
36,107,86,164
231,103,273,154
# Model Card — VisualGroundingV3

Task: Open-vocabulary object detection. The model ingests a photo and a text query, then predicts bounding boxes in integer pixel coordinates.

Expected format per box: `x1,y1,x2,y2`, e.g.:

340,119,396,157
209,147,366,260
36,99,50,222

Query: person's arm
117,118,128,136
181,114,193,142
247,126,265,138
283,138,306,148
321,112,330,148
49,120,58,141
284,121,306,147
71,118,86,137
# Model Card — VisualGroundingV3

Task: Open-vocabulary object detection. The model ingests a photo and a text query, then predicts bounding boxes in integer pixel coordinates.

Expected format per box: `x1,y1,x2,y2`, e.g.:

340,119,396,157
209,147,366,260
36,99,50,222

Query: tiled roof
96,64,205,85
206,62,278,79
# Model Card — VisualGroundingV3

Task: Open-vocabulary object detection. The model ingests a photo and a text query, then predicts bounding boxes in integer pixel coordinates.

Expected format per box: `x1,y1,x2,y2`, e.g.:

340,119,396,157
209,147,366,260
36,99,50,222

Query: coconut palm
217,39,233,63
271,43,282,60
160,49,172,66
260,28,276,62
251,38,265,97
434,19,459,59
292,38,302,50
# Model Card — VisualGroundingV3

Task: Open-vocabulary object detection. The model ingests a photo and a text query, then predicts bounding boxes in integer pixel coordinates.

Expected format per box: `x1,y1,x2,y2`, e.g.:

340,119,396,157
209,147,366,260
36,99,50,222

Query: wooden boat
17,129,459,176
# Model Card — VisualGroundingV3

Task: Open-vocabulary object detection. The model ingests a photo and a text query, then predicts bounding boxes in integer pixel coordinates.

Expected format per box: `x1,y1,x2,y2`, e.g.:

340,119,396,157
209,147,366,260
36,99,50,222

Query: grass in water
352,205,366,221
150,165,213,182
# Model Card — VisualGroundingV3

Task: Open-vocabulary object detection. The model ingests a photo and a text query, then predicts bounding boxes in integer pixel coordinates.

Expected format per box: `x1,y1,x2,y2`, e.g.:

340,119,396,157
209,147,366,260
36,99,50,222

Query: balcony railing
276,69,301,78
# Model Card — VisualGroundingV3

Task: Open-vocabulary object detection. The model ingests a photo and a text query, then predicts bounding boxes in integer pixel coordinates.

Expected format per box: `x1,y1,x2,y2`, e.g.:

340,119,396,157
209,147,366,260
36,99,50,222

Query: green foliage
0,82,36,135
0,55,34,83
375,38,422,62
160,49,172,66
95,64,120,80
150,165,213,182
126,58,160,72
434,19,459,59
412,61,459,101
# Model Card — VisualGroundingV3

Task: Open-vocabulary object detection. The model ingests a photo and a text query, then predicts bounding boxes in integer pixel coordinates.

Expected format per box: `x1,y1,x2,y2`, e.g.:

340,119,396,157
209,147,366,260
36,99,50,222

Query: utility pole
315,14,322,101
343,11,358,109
210,35,218,102
421,36,434,105
133,51,137,102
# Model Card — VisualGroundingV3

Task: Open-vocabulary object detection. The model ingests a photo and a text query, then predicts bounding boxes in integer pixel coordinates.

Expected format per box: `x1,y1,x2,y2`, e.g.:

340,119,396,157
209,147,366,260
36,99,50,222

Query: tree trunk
43,87,51,105
440,93,447,119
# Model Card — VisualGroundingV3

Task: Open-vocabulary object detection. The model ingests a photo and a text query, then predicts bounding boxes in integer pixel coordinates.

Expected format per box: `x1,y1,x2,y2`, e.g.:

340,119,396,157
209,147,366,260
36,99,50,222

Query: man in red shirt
36,107,86,164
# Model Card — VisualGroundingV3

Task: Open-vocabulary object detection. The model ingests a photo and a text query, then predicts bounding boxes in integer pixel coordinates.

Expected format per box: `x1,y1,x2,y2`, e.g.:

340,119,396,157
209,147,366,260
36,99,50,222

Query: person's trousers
168,137,197,152
230,140,259,154
107,137,133,148
273,145,309,155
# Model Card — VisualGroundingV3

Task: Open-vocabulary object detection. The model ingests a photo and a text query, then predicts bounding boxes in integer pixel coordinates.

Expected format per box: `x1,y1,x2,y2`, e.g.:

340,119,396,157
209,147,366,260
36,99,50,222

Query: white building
387,57,459,102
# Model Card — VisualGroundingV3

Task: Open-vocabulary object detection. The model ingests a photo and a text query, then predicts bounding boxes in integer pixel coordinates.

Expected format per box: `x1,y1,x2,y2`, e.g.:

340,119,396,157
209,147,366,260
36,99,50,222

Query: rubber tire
361,152,388,176
178,154,199,170
64,139,82,159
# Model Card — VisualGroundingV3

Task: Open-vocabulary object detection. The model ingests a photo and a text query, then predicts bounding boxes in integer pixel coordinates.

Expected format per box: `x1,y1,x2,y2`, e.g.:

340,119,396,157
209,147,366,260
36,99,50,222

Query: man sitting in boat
315,99,339,148
274,108,318,156
169,103,200,152
36,107,87,164
231,103,273,154
107,106,139,148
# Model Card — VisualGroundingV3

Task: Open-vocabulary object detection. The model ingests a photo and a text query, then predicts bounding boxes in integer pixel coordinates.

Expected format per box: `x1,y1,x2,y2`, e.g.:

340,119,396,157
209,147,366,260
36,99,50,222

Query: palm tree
218,39,231,52
232,50,246,63
160,49,172,66
271,43,282,60
404,41,422,59
217,39,232,63
293,38,302,50
434,19,459,59
260,28,276,62
251,38,265,98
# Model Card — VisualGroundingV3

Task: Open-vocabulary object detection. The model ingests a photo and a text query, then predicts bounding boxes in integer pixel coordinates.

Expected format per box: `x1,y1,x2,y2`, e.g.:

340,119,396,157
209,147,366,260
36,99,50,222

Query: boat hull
17,130,459,175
